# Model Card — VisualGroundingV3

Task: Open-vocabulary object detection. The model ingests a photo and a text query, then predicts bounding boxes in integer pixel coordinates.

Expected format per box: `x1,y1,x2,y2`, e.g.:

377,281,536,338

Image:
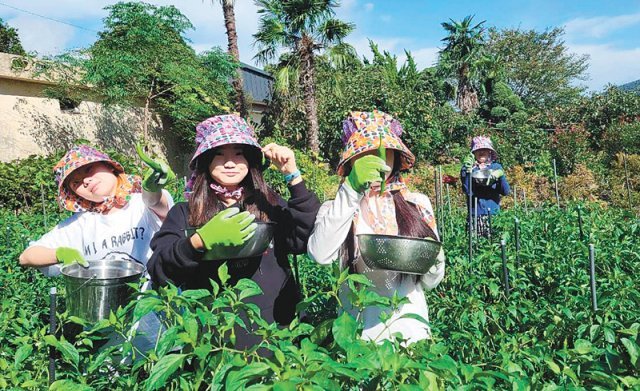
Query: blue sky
1,0,639,90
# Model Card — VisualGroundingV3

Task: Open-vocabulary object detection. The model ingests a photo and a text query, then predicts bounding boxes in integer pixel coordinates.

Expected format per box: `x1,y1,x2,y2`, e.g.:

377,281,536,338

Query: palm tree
215,0,248,117
439,15,486,114
253,0,355,154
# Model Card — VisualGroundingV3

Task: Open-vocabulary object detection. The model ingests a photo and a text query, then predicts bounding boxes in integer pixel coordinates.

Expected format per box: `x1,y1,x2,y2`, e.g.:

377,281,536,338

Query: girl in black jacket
147,114,320,350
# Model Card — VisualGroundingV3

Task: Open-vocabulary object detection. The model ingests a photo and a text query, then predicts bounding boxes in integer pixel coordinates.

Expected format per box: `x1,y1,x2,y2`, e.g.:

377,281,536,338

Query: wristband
284,170,301,184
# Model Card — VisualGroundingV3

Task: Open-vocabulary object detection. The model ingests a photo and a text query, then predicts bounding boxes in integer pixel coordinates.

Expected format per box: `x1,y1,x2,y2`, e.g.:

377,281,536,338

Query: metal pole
589,244,598,312
553,159,560,208
446,183,452,216
467,171,473,265
514,217,521,265
487,208,492,242
623,152,633,210
49,287,57,386
41,183,47,228
513,185,518,210
474,197,478,242
501,239,510,298
523,188,528,213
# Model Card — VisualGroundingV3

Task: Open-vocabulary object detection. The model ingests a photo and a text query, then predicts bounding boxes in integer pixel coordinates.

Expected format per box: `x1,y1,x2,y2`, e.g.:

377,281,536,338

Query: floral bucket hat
53,145,140,213
470,136,498,161
337,110,416,176
189,114,263,170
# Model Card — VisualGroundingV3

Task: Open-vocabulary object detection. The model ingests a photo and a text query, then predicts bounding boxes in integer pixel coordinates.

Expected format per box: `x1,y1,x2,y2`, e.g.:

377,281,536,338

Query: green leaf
14,344,32,367
133,296,164,323
146,354,188,391
428,355,458,378
332,312,357,351
237,279,263,301
181,289,211,301
574,339,593,355
218,263,230,286
58,339,80,367
50,379,93,391
225,362,270,390
544,358,561,374
621,338,639,366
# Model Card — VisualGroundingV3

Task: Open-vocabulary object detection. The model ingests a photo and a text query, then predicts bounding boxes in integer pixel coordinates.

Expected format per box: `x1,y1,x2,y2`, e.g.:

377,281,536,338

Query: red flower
442,174,457,184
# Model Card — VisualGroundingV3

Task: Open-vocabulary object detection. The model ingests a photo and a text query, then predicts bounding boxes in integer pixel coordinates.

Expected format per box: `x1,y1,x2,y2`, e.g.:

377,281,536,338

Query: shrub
602,121,640,163
559,164,604,204
550,124,591,175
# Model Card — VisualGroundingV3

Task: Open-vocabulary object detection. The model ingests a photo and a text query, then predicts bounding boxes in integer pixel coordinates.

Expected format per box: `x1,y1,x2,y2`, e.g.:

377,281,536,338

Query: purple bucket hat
471,136,498,161
189,114,262,170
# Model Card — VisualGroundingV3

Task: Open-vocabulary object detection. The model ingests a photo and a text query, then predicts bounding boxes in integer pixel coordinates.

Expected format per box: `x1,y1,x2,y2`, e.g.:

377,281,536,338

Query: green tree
214,0,248,117
253,0,355,154
87,1,235,141
438,15,486,114
0,18,26,55
487,27,589,109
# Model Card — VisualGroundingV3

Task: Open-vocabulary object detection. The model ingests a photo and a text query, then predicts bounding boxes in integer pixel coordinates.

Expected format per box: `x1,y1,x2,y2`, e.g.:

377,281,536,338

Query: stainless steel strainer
357,234,442,275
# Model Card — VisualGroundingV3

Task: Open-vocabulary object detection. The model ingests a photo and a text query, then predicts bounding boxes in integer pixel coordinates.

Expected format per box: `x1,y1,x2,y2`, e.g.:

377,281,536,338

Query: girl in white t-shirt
19,144,173,273
18,145,174,355
307,110,445,345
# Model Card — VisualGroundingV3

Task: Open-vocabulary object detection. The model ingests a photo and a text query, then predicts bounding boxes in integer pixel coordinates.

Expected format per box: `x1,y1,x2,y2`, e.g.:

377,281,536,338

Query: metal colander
471,168,497,187
185,222,275,261
357,234,442,275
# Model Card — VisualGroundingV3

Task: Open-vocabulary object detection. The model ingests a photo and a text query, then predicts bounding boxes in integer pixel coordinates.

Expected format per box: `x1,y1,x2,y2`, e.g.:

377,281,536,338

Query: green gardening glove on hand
345,155,391,194
490,168,505,182
136,143,176,193
56,247,88,268
462,153,475,172
195,207,258,250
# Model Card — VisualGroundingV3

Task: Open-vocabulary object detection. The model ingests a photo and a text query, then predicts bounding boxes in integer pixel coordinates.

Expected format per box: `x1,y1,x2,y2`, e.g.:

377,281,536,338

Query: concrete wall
0,52,192,175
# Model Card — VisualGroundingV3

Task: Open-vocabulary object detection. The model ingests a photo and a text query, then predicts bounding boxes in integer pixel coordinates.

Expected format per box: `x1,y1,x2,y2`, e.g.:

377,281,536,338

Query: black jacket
147,181,320,349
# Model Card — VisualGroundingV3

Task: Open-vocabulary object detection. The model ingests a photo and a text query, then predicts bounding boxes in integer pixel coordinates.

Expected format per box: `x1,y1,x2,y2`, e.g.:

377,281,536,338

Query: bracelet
284,170,301,184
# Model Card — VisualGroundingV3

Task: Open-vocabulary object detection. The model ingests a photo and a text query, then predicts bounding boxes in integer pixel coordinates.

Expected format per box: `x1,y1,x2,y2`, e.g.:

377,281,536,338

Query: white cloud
564,13,640,39
569,43,640,90
8,15,76,55
406,47,439,69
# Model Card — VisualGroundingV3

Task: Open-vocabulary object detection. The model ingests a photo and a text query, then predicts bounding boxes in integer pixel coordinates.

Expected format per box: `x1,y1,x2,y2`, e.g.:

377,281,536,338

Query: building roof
240,62,273,104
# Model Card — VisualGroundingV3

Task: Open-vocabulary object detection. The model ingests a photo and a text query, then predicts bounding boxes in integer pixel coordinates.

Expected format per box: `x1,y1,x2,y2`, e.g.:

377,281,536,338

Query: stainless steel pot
60,254,145,323
471,168,496,187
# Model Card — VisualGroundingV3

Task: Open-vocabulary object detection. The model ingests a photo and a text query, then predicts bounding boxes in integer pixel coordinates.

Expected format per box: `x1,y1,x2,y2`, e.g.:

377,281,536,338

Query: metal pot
60,254,145,323
185,221,275,261
357,234,442,275
471,168,496,187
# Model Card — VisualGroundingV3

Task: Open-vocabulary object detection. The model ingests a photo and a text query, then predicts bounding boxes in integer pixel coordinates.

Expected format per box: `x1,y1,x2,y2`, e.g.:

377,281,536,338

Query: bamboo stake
623,152,633,210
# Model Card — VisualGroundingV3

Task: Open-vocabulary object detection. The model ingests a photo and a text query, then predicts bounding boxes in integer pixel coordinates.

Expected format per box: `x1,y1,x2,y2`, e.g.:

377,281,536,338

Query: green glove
462,153,475,172
345,155,391,194
490,168,505,182
195,207,257,250
136,143,176,193
56,247,88,268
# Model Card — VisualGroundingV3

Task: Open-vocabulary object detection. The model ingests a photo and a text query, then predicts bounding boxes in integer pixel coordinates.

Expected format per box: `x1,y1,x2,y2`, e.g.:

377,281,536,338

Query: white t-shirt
30,191,173,277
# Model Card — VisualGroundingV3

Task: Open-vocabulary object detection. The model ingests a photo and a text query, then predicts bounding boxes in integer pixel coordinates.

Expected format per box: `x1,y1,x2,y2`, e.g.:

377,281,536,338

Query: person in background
307,110,445,345
460,135,510,237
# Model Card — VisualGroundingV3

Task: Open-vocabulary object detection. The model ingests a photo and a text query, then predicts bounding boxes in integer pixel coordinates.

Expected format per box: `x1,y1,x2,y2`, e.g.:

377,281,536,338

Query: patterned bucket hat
53,145,128,212
470,136,498,161
337,110,415,176
189,114,263,170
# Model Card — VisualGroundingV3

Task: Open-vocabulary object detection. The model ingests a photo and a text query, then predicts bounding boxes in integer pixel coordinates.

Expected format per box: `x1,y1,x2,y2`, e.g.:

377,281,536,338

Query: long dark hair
341,152,438,270
188,146,279,228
